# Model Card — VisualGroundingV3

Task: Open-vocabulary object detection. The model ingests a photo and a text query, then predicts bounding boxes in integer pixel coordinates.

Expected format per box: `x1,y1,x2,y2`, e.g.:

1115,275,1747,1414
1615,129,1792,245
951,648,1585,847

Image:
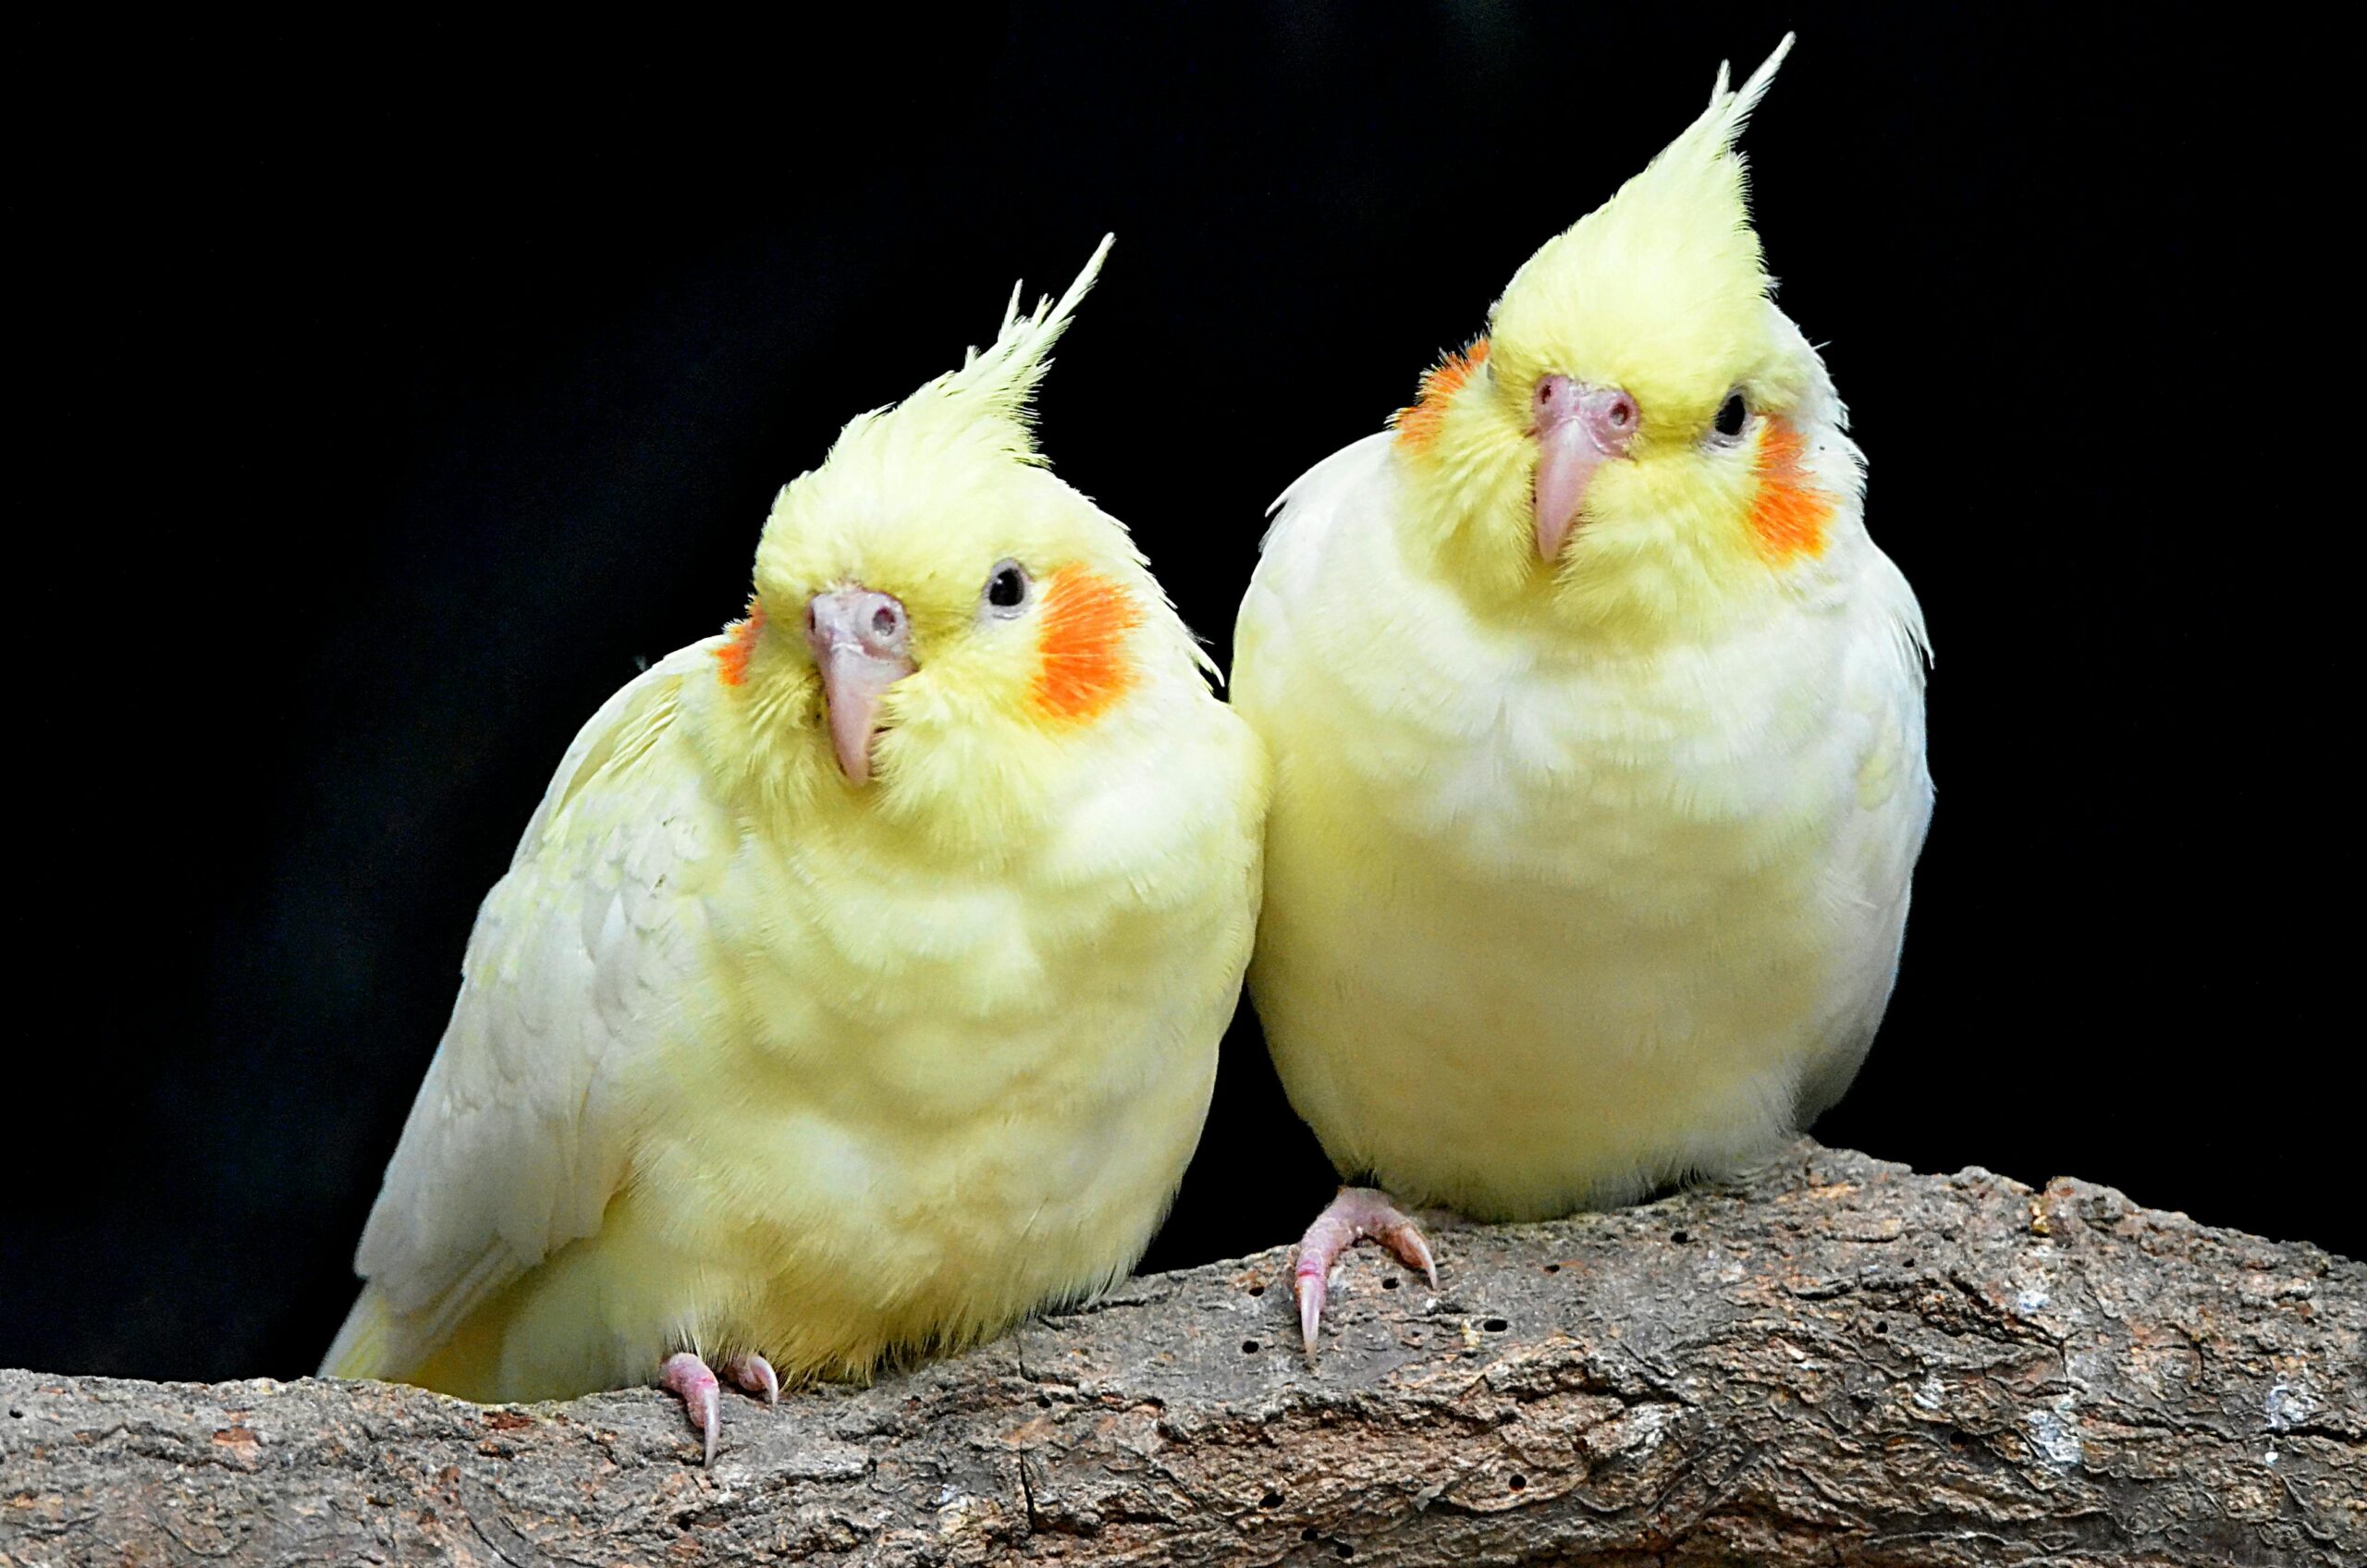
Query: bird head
705,237,1204,826
1392,35,1858,643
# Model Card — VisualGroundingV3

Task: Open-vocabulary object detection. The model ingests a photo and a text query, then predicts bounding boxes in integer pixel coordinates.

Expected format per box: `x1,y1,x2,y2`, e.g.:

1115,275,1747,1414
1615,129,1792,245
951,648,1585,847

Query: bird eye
983,559,1031,616
1712,390,1748,440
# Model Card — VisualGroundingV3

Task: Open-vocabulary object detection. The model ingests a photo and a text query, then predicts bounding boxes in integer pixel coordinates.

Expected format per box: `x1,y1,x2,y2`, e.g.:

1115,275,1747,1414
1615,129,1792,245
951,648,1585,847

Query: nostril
871,605,900,638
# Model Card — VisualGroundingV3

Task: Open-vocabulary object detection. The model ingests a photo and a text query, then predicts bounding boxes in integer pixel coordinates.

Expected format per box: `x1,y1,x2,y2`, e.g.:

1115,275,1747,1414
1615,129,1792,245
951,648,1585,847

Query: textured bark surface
3,1141,2359,1566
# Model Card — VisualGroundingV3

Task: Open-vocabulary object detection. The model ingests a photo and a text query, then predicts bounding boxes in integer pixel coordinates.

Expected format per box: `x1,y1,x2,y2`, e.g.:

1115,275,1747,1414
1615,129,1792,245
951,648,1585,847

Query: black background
9,6,2336,1384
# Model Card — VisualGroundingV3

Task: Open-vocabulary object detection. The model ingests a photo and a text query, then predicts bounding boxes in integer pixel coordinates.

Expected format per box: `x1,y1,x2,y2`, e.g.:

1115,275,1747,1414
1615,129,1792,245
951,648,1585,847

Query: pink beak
1531,374,1639,561
805,588,915,785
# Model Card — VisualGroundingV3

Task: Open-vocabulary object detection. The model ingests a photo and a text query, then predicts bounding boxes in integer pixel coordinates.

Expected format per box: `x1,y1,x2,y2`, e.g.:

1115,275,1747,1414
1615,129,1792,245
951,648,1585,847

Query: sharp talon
1295,1269,1325,1358
1385,1224,1440,1290
725,1352,780,1406
659,1351,724,1465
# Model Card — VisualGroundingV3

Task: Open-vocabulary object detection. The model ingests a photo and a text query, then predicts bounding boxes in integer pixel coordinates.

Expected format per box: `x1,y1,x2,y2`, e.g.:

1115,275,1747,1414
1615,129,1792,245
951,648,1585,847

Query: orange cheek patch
1748,416,1834,563
714,595,766,686
1393,337,1490,451
1031,567,1142,722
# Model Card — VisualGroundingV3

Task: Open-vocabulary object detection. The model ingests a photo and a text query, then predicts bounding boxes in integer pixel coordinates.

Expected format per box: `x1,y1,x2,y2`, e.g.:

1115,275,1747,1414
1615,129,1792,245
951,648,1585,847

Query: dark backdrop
9,6,2333,1383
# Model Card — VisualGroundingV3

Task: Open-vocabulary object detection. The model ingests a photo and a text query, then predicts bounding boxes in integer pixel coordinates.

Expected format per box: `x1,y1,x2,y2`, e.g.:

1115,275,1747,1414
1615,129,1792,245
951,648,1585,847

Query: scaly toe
1379,1218,1438,1290
724,1352,780,1405
659,1351,723,1465
1287,1186,1443,1362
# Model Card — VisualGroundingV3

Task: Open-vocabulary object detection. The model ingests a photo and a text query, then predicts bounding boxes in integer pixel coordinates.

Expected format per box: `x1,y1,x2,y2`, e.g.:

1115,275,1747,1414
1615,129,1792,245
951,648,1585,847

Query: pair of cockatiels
325,34,1931,1459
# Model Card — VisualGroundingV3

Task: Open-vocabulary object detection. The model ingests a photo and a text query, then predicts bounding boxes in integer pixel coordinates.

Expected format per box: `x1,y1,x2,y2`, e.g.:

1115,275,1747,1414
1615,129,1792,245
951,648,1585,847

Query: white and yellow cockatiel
1233,38,1932,1352
323,238,1268,1458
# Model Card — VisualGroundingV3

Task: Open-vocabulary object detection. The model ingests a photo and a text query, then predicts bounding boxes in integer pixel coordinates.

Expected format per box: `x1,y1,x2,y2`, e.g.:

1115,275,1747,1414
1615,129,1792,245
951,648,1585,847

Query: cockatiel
1233,37,1932,1353
323,237,1268,1459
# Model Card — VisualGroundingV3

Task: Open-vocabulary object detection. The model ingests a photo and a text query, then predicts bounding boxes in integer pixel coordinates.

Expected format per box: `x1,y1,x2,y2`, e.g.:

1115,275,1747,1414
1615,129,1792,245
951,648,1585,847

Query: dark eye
1713,391,1748,439
984,559,1030,614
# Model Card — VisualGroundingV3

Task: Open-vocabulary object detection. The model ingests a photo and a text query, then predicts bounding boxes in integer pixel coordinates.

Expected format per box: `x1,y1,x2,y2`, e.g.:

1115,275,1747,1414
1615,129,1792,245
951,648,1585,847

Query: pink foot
1291,1187,1439,1359
660,1350,782,1464
659,1352,721,1464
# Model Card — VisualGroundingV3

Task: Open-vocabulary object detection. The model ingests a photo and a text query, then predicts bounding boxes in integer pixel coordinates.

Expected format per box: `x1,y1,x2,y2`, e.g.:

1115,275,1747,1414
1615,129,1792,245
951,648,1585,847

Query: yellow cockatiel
323,238,1268,1458
1233,39,1932,1352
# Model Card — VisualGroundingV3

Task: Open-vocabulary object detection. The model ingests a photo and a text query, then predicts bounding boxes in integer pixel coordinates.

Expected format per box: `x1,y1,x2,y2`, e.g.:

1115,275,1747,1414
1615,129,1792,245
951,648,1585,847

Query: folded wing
322,642,725,1380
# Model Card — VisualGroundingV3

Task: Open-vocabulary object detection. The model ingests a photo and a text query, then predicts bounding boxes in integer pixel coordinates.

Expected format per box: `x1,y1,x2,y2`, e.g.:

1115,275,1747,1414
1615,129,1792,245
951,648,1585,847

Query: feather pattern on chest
322,239,1270,1427
1237,434,1930,1220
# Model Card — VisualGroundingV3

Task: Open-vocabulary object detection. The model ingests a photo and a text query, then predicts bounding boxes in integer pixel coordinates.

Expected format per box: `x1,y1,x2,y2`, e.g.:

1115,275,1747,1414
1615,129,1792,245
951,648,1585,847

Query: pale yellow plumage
325,239,1268,1416
1235,39,1932,1237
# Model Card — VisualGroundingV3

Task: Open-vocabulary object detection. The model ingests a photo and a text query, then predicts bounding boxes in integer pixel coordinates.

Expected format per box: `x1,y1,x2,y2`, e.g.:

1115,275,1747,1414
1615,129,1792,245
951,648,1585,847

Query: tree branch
4,1142,2360,1565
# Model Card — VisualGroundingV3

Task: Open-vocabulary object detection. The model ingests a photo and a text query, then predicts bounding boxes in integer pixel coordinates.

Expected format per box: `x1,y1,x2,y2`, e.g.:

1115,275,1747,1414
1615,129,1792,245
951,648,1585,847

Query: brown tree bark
3,1141,2359,1566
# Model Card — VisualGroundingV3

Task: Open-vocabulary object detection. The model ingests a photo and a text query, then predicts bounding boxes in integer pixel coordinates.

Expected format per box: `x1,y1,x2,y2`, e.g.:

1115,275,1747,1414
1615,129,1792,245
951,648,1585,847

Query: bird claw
659,1352,721,1465
1288,1187,1439,1362
1294,1256,1330,1357
723,1352,780,1406
1379,1217,1440,1291
660,1349,784,1463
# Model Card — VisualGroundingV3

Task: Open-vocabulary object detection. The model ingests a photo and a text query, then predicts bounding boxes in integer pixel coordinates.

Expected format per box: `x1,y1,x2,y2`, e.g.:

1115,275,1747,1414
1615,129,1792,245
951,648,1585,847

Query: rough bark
3,1142,2359,1567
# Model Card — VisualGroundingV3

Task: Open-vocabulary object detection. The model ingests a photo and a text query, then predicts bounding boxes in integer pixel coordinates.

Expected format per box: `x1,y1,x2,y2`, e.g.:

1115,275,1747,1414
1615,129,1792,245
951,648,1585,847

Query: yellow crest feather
1488,33,1795,430
1391,36,1837,646
912,231,1115,465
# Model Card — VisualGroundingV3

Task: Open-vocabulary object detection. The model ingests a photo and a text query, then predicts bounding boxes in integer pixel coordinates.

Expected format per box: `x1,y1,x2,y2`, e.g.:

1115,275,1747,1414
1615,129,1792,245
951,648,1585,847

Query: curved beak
805,588,915,784
1532,374,1638,561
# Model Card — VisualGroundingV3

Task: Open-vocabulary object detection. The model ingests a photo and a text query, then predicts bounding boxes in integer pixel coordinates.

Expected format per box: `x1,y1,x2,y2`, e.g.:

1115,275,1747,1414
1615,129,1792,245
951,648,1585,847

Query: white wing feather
1796,546,1933,1119
323,640,723,1378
